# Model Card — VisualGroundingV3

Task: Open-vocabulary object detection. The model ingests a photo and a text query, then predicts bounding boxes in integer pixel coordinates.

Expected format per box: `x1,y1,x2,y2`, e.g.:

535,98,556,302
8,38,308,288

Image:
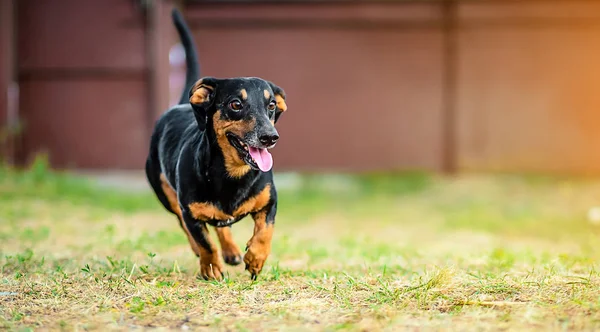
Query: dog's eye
268,101,276,111
229,100,243,111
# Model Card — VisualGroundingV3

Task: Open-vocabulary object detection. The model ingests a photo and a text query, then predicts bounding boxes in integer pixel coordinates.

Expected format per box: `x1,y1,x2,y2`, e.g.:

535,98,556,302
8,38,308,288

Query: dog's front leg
244,204,276,280
181,208,224,280
215,226,243,266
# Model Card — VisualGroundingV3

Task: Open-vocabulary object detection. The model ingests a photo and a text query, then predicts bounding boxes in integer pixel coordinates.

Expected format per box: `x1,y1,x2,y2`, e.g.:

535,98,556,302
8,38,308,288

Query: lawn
1,160,600,331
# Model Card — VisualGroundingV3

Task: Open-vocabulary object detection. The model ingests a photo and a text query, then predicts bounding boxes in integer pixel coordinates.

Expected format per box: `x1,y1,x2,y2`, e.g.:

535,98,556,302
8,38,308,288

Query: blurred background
1,0,600,175
3,2,600,329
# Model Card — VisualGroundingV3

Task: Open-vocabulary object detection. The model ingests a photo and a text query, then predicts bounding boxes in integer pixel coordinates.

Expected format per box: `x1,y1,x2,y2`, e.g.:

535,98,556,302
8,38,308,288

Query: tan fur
275,94,287,112
190,79,214,105
244,210,274,276
160,174,202,257
212,111,255,178
196,223,223,280
215,227,242,263
188,202,233,221
234,184,271,216
188,184,271,221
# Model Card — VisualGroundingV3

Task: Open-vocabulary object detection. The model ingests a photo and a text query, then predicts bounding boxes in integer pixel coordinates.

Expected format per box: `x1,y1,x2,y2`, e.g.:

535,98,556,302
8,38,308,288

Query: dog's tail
172,8,200,105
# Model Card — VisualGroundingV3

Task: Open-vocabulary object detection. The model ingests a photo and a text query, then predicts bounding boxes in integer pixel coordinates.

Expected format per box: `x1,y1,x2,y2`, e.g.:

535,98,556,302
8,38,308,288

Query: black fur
145,9,287,280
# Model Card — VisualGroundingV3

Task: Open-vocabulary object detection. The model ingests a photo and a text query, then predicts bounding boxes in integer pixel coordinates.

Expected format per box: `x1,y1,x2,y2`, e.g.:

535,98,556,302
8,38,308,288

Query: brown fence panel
456,0,600,174
184,2,446,172
18,79,148,169
18,0,146,70
17,0,149,169
12,0,600,174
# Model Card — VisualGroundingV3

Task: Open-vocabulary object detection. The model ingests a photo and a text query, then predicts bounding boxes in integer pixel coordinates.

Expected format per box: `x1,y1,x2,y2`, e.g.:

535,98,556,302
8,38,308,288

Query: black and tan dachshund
145,9,288,280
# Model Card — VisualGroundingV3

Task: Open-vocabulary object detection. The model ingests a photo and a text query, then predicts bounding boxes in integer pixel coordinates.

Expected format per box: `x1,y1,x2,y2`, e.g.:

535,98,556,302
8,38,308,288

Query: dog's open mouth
226,133,273,172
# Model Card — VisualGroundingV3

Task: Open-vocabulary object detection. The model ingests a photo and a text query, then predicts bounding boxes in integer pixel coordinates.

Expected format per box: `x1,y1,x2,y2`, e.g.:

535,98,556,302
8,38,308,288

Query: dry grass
1,164,600,331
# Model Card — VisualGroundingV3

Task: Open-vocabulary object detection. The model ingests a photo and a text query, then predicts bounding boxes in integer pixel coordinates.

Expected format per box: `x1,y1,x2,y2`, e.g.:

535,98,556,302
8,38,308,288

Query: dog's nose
259,133,279,146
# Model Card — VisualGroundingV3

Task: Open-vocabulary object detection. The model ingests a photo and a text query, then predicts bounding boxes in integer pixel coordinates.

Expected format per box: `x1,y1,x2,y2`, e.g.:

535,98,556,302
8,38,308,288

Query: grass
1,159,600,331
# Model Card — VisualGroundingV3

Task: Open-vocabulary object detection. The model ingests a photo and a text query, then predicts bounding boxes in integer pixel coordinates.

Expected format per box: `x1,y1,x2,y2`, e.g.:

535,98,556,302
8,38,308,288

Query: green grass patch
0,156,159,214
3,161,600,330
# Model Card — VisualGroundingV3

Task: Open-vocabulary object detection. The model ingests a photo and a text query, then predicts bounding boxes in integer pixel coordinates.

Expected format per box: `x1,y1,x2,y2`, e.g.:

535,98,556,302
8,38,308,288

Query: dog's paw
221,241,243,266
243,245,269,280
223,252,243,266
199,257,224,281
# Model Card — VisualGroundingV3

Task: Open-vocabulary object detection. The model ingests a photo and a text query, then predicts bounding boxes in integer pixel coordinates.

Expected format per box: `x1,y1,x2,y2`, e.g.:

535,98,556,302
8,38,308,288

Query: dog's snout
259,133,279,147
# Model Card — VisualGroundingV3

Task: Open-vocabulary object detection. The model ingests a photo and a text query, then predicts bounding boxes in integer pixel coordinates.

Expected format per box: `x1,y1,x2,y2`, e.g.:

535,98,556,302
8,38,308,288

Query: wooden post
442,0,458,174
144,0,178,140
0,0,16,165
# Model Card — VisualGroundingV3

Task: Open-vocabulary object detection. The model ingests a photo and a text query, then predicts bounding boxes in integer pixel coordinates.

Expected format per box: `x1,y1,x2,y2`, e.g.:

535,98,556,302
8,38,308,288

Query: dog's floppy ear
268,82,287,123
189,77,218,129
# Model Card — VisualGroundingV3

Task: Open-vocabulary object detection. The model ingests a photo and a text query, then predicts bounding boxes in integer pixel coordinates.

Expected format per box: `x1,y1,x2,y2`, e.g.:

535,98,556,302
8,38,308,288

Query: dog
145,9,288,280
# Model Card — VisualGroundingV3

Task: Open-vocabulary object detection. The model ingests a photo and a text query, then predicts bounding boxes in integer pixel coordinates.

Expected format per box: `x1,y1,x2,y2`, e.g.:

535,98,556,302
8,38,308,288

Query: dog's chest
187,184,271,225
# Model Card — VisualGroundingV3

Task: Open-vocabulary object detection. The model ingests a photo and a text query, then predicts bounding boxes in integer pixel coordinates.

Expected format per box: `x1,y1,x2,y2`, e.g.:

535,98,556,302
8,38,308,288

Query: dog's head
189,77,288,177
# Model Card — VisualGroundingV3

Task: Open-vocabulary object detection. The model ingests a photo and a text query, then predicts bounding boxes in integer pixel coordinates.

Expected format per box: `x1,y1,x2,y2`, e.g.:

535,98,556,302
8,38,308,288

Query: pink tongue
248,147,273,172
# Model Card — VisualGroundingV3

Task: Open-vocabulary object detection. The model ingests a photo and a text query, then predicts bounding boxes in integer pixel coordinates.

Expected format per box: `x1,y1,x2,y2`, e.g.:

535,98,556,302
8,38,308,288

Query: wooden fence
1,0,599,174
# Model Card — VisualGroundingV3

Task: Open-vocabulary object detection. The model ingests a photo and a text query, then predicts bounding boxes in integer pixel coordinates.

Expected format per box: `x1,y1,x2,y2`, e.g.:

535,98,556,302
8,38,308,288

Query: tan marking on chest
233,184,271,217
188,202,233,221
187,184,271,221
